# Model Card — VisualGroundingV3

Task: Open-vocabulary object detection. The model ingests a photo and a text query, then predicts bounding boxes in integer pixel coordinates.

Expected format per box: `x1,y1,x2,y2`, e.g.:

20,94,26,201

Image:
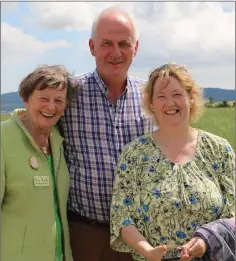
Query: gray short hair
91,5,139,43
19,65,79,107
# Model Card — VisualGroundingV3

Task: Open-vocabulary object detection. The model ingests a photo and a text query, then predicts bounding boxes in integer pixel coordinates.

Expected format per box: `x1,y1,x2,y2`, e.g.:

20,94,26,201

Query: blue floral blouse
110,130,235,261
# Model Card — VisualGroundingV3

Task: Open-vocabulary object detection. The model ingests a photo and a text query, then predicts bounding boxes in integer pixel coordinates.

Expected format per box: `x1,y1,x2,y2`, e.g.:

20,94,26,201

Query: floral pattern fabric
110,130,235,261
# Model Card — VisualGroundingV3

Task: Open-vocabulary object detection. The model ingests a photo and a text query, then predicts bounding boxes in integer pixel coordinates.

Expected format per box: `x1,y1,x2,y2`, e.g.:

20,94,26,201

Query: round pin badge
29,156,39,170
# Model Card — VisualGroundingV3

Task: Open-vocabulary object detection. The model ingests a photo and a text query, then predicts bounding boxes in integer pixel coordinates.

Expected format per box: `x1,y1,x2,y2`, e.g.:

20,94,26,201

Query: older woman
110,63,235,261
1,65,78,261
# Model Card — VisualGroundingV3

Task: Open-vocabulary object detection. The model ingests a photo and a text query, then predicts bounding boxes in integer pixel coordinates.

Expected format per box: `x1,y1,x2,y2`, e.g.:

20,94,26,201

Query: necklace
20,113,50,155
41,145,48,155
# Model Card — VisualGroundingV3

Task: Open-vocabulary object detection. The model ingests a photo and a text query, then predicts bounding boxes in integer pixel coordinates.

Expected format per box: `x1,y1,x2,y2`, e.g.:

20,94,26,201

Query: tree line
205,97,235,108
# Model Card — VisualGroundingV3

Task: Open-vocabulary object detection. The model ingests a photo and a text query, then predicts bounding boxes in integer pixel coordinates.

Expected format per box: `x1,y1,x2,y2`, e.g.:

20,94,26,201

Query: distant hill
1,88,235,112
203,88,235,102
1,92,24,112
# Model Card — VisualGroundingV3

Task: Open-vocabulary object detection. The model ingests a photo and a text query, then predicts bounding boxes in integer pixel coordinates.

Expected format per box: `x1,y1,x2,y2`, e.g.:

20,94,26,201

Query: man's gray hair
91,5,139,43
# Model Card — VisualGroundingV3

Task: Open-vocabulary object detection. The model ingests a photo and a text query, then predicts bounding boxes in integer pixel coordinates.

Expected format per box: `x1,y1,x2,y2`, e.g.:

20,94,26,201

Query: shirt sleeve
110,144,142,253
218,141,235,218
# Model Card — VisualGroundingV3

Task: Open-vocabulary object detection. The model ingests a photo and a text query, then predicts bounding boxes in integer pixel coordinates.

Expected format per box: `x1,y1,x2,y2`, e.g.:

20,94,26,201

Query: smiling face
151,76,193,128
24,86,67,133
89,13,138,81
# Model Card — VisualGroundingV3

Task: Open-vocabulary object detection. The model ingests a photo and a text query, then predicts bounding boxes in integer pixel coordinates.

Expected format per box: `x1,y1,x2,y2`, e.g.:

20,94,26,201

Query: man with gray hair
60,5,153,261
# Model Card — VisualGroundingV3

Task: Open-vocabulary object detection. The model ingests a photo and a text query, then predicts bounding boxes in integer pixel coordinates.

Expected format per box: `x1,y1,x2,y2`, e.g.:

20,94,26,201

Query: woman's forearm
121,224,154,260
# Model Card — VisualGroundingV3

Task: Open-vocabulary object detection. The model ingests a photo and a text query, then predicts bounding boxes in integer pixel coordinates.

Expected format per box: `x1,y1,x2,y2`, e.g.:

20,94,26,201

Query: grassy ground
1,114,10,122
1,108,235,148
192,108,235,149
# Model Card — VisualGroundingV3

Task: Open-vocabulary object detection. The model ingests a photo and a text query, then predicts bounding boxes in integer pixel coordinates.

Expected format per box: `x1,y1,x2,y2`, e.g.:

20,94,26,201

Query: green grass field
1,108,235,148
1,114,10,122
192,108,235,149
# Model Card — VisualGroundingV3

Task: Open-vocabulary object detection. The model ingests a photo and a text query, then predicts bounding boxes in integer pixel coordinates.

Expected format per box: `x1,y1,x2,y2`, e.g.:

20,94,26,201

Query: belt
67,210,110,228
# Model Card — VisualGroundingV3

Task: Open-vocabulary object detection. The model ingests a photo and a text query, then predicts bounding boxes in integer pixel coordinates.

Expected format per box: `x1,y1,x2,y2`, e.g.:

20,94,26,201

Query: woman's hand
121,225,167,261
179,237,207,260
147,245,167,261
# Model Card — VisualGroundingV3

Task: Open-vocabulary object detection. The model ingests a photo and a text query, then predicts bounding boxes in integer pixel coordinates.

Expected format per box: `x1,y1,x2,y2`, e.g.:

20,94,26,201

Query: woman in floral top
110,64,235,261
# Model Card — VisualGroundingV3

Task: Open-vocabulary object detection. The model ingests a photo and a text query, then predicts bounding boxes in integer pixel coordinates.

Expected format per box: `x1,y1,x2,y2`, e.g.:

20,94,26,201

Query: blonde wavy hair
142,63,205,126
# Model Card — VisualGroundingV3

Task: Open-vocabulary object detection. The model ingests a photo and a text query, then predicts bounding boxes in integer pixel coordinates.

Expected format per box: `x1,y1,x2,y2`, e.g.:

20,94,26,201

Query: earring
190,99,193,108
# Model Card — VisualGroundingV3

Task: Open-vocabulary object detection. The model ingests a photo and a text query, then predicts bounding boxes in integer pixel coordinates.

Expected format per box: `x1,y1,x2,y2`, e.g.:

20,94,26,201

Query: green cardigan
1,109,73,261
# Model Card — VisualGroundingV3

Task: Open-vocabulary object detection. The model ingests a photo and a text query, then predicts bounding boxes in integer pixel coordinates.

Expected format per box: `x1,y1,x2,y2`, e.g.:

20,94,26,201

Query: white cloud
70,2,235,90
28,2,116,31
1,2,235,92
27,2,234,67
191,65,235,90
1,22,71,65
1,2,18,15
77,40,90,53
131,2,235,67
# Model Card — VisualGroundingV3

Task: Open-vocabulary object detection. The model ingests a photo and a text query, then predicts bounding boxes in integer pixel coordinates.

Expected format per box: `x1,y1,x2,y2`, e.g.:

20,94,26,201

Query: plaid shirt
59,70,153,222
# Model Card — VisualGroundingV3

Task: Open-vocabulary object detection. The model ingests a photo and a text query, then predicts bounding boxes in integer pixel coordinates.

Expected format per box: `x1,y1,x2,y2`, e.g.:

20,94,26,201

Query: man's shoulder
128,75,147,86
71,71,95,85
127,76,147,95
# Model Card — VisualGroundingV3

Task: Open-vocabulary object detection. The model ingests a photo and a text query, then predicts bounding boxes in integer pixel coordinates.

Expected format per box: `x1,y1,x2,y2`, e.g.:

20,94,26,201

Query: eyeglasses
149,63,187,79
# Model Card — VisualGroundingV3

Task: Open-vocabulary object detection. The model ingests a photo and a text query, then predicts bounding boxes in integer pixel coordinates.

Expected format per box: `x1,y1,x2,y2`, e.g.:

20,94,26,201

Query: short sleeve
218,141,235,218
110,144,142,253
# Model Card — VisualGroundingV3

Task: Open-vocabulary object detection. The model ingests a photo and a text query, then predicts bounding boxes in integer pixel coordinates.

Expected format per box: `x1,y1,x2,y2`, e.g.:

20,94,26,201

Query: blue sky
1,1,235,94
